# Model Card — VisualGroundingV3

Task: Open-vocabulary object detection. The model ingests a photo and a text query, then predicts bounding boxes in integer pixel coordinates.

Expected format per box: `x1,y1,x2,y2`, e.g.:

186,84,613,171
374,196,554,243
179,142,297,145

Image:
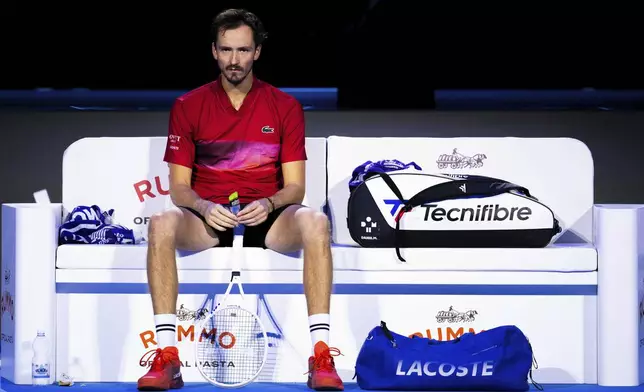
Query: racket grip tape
229,191,240,215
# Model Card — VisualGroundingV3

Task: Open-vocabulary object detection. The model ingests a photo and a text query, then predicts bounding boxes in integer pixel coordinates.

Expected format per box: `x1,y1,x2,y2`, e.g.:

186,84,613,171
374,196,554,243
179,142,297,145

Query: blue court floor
2,380,644,392
1,349,643,392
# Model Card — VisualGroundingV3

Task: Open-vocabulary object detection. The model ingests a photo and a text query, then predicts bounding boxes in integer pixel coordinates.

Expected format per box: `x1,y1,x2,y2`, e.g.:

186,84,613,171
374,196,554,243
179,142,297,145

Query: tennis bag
347,170,561,260
354,321,540,391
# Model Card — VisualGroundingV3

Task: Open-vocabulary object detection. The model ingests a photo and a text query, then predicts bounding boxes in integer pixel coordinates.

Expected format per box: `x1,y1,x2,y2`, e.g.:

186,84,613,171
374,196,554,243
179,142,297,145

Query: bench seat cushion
55,243,597,272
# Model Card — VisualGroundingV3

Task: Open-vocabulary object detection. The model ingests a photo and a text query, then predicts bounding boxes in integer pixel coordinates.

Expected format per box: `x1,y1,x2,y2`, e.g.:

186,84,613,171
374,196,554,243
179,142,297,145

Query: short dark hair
211,9,268,47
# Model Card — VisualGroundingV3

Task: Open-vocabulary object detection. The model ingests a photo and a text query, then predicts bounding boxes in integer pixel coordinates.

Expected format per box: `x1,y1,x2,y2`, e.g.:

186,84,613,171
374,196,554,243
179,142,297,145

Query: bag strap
528,341,544,390
378,173,532,262
380,321,397,348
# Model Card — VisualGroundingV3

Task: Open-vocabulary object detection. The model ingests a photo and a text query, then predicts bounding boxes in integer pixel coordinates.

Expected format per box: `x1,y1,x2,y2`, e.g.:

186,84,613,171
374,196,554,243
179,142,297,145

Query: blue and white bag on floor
354,321,540,391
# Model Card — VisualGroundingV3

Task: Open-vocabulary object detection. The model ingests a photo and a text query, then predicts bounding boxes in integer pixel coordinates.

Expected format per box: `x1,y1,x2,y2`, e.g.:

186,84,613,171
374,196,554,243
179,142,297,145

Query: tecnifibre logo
384,200,532,222
425,204,532,222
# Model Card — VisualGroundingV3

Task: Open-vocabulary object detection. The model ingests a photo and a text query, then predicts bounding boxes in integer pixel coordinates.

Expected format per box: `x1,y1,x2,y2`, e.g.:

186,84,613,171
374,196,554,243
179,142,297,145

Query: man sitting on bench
136,8,343,392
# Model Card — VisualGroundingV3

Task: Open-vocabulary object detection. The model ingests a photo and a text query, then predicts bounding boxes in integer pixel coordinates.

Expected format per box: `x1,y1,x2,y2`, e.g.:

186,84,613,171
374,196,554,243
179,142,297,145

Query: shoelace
140,348,174,372
305,347,343,374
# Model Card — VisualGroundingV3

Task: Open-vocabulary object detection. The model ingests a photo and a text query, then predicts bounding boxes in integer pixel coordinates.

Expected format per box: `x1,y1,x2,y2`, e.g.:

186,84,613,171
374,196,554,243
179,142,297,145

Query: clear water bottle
32,330,50,386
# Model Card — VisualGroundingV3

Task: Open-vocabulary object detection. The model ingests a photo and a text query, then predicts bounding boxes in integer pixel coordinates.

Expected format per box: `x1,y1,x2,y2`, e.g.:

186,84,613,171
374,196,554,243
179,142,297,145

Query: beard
223,65,249,86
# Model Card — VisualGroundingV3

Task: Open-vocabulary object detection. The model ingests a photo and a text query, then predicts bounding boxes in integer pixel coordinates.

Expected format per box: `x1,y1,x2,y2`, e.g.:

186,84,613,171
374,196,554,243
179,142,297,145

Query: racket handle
228,192,245,239
229,191,240,215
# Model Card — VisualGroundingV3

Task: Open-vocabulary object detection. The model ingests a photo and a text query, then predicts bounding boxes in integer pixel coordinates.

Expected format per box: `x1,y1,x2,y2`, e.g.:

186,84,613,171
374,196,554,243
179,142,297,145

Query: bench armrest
1,203,61,384
595,204,644,386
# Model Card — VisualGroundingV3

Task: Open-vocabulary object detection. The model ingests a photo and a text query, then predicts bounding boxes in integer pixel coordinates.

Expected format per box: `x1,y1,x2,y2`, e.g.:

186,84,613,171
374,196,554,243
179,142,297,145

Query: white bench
2,136,643,387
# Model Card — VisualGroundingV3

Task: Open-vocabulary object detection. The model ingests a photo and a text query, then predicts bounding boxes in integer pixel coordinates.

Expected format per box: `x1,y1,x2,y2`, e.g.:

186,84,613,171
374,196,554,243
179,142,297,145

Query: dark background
3,3,644,94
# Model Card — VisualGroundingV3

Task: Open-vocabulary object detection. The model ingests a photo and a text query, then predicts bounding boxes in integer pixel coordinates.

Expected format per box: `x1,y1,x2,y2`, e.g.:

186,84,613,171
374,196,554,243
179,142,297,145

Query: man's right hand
201,201,238,231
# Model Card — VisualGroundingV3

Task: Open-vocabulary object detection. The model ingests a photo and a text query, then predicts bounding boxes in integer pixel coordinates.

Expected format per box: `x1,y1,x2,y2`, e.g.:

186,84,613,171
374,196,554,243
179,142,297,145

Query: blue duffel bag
354,321,541,391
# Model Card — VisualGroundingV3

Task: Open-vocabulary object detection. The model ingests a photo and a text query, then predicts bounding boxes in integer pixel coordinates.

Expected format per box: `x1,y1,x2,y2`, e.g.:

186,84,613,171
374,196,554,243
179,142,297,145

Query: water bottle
32,330,50,386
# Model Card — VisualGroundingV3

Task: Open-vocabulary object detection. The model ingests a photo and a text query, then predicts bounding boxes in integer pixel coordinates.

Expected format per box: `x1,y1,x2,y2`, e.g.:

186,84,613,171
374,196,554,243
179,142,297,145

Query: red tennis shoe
306,341,344,391
137,346,184,391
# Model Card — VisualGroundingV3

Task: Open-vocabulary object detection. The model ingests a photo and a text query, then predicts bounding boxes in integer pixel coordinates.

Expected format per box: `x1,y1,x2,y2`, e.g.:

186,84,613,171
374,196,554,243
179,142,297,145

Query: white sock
309,313,330,351
155,314,177,349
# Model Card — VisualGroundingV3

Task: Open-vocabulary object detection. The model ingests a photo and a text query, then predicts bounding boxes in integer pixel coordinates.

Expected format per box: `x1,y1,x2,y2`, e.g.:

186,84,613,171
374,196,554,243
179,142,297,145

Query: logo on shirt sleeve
261,125,275,134
168,135,181,150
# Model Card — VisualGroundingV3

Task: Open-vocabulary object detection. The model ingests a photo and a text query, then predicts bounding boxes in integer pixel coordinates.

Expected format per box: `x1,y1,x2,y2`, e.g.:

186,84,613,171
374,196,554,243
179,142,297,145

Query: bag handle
380,321,397,348
352,321,398,381
378,173,531,262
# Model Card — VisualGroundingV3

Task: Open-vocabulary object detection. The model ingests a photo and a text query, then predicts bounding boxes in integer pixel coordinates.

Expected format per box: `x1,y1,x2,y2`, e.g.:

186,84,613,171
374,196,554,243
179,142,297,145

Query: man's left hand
237,198,273,226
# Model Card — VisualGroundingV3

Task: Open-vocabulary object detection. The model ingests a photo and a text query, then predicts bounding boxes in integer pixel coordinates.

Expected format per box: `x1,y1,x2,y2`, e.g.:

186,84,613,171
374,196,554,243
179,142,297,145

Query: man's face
212,24,261,86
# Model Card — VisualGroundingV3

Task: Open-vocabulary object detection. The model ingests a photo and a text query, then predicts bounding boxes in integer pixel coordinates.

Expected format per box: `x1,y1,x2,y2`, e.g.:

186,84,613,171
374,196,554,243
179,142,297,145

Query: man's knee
296,208,331,242
148,209,181,243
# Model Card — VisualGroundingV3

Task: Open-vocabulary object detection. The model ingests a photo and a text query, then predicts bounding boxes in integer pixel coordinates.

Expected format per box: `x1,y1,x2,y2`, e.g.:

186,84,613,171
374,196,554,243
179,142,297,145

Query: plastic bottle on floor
32,330,50,386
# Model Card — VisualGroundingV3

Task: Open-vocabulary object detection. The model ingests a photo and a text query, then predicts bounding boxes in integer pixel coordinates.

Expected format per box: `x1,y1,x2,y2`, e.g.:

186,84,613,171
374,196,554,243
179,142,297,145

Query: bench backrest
62,137,327,237
63,136,595,245
326,136,594,245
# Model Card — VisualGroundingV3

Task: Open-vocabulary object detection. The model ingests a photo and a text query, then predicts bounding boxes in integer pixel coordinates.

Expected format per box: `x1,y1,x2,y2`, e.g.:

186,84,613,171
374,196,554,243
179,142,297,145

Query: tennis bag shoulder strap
378,173,536,262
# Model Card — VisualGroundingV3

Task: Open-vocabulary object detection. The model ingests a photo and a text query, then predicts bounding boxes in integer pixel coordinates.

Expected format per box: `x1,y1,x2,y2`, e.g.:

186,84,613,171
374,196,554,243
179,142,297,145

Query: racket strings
196,306,266,386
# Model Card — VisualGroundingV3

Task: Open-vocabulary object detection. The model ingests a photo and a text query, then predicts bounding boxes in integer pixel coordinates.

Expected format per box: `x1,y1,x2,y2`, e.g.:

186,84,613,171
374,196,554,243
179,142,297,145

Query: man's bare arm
168,163,210,216
268,160,306,209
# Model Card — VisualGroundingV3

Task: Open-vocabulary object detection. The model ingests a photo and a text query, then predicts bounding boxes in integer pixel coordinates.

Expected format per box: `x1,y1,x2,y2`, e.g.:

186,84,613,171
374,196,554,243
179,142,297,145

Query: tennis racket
195,192,269,388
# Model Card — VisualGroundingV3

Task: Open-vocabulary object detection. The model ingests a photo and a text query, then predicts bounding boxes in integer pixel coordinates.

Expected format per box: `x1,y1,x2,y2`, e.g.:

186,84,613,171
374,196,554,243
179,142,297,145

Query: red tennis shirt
163,75,307,205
